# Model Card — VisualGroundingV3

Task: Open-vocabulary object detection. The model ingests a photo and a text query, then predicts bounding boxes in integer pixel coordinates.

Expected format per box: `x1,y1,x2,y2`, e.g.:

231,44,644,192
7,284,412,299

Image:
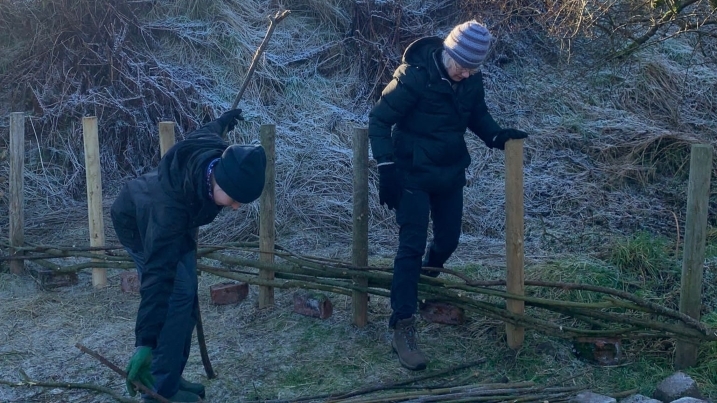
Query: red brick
572,337,623,365
293,291,333,319
210,282,248,305
120,271,140,293
419,300,465,325
30,267,79,289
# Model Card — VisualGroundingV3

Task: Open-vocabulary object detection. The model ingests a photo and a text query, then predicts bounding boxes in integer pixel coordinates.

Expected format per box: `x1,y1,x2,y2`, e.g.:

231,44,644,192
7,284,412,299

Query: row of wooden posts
5,112,713,368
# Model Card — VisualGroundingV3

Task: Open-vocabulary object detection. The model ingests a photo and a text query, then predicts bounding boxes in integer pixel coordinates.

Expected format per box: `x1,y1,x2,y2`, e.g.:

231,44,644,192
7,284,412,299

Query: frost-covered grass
2,1,717,401
2,239,717,402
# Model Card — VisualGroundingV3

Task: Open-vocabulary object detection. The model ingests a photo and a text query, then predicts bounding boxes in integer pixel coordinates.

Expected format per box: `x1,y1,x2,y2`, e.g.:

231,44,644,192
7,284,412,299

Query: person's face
448,63,480,81
213,183,242,210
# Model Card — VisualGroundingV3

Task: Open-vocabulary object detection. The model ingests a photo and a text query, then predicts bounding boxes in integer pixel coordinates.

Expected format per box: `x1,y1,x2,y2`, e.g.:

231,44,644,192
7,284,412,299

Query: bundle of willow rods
2,241,716,342
323,382,584,403
282,383,586,403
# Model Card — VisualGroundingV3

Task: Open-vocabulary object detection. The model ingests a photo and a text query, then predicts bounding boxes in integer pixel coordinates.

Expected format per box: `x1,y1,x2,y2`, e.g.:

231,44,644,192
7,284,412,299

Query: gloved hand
378,164,402,210
491,129,529,150
217,109,245,132
125,346,154,397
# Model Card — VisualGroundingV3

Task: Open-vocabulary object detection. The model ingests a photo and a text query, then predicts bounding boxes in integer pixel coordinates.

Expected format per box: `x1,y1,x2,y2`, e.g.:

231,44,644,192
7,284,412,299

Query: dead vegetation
1,0,717,399
462,0,717,62
0,0,715,254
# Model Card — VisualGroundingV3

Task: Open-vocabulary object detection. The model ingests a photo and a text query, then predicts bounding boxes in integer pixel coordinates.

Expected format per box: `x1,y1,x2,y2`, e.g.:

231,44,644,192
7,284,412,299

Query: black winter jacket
368,36,502,192
111,119,229,348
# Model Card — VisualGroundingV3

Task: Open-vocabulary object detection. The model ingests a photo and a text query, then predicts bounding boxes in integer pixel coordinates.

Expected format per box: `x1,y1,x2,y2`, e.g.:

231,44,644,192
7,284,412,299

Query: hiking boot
391,316,427,371
422,258,442,278
422,267,441,278
179,377,205,399
143,389,202,402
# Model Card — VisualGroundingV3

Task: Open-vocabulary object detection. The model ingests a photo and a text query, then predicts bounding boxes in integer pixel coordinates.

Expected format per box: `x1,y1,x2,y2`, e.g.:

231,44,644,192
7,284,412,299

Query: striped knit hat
443,20,493,69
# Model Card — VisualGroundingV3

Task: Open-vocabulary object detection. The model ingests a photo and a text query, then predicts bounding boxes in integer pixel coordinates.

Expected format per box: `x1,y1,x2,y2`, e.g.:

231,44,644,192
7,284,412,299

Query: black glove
217,109,244,132
378,164,402,210
491,129,528,150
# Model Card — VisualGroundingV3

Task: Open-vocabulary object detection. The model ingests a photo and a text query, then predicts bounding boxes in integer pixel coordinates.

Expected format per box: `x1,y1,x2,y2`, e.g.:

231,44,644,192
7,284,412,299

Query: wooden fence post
159,122,176,156
259,124,276,309
505,139,525,349
82,116,106,288
9,112,25,275
675,144,713,369
352,127,369,327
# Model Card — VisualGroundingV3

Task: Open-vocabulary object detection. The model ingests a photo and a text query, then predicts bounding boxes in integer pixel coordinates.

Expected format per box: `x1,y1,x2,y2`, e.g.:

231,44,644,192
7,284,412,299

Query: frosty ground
0,265,495,403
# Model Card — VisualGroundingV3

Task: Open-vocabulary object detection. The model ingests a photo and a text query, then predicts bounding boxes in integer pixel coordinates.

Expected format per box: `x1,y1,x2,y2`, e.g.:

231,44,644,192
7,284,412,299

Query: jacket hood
157,131,226,201
402,36,443,67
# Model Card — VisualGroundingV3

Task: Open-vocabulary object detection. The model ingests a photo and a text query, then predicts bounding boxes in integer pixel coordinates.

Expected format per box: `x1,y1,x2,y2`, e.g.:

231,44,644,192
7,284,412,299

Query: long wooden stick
231,10,291,110
195,299,215,379
221,10,290,138
75,343,170,403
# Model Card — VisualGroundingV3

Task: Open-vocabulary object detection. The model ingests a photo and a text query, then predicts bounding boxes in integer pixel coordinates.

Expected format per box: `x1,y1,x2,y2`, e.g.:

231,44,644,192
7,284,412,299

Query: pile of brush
3,241,715,344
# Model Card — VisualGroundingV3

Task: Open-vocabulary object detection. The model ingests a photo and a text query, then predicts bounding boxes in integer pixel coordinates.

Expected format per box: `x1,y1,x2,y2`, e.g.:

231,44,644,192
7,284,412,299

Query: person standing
111,109,266,402
368,20,529,371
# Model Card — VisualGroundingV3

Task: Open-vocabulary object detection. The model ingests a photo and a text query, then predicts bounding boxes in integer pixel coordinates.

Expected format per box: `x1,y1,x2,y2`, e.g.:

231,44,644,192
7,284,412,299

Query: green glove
125,346,154,396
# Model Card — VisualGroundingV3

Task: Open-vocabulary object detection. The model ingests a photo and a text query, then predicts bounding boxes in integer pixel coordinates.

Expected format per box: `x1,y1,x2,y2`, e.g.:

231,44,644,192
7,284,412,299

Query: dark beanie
443,20,493,69
213,145,267,204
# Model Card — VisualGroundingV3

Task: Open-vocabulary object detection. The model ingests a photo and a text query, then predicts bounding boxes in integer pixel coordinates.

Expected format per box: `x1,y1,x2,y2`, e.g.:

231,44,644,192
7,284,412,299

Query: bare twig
230,9,291,110
75,343,170,403
672,210,681,256
0,377,136,403
5,243,715,342
274,359,487,403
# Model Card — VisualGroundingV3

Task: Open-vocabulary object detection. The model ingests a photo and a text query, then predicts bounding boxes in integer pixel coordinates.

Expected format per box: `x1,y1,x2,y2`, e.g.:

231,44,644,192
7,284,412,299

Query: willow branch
275,359,487,403
0,378,135,403
75,343,170,403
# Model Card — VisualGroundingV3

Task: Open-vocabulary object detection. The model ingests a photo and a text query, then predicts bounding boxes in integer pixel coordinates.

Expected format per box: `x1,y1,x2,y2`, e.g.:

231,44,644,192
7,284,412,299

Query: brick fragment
419,300,465,325
30,267,78,289
292,291,333,319
572,337,623,366
120,271,140,293
210,282,249,305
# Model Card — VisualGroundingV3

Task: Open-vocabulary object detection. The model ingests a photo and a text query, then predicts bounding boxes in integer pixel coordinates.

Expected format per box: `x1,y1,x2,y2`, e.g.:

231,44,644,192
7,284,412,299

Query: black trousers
389,186,463,327
127,247,198,398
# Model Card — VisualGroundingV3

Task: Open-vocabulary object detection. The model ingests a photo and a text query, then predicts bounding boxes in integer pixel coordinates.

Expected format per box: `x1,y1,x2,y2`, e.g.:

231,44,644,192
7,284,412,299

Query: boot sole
391,340,427,371
179,388,205,399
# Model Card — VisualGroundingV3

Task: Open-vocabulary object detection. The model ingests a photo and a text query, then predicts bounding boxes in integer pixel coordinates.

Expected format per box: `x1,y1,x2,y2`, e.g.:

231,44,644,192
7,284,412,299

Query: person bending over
111,109,266,402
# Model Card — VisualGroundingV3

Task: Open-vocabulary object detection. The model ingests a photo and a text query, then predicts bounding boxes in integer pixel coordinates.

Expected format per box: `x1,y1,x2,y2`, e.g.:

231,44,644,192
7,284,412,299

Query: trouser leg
389,188,430,328
130,248,198,398
423,186,464,269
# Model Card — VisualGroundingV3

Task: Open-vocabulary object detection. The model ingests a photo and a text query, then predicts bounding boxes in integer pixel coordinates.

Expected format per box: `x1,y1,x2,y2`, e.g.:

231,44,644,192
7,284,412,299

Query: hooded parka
111,120,228,348
368,36,502,193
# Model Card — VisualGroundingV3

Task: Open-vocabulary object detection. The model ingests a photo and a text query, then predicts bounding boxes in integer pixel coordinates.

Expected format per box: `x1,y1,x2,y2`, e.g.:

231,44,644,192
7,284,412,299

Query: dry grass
0,0,715,255
1,0,717,400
